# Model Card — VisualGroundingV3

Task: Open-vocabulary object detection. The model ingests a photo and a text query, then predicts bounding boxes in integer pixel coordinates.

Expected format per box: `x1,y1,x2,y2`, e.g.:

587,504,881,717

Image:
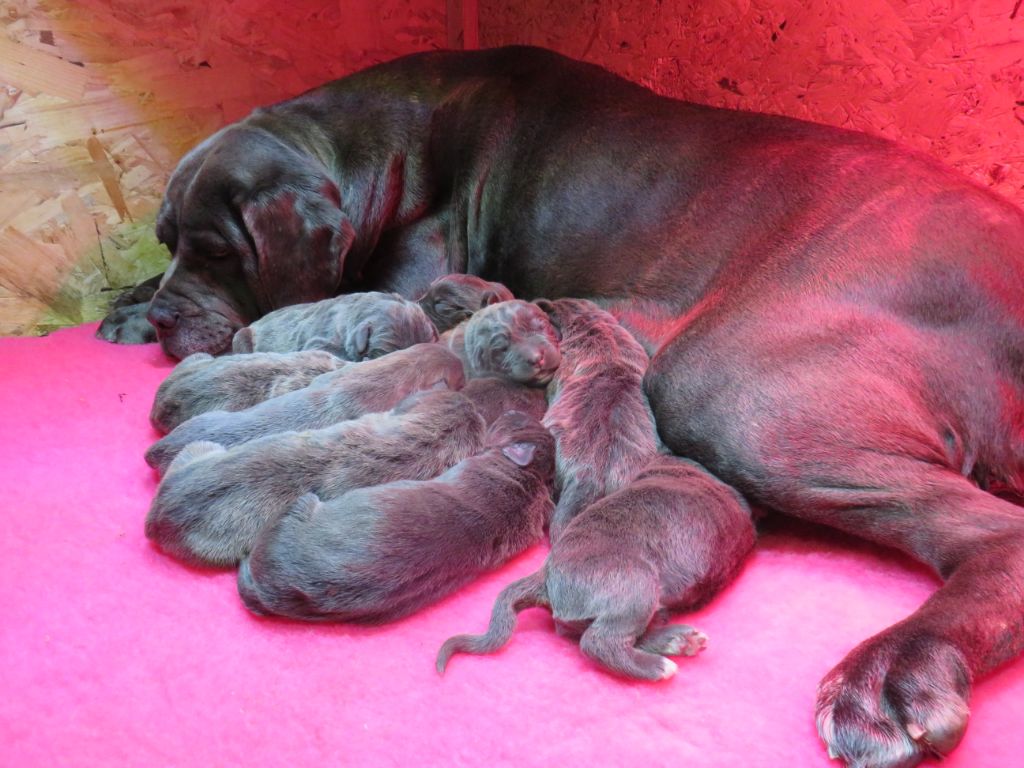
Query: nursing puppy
231,291,437,357
417,274,514,333
145,343,464,474
149,350,344,433
437,454,755,681
443,300,561,386
534,298,659,540
146,378,543,566
237,410,555,623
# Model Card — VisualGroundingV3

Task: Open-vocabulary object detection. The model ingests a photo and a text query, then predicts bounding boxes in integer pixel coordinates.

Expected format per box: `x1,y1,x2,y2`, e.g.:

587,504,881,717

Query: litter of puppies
143,275,750,679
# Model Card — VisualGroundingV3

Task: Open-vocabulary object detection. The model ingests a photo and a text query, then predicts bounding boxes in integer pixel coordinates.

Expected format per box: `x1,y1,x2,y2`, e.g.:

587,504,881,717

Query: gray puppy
231,291,437,357
237,410,555,623
149,350,344,433
417,274,514,333
437,454,755,681
145,343,464,474
145,377,543,567
443,300,561,387
534,298,659,541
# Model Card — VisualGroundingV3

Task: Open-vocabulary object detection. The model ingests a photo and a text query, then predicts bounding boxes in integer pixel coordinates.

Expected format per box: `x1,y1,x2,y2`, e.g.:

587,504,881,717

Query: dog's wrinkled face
463,300,561,386
148,126,355,359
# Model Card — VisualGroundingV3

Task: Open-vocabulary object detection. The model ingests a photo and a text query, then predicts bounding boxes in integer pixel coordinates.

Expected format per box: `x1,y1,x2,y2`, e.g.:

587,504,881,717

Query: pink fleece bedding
2,323,1023,767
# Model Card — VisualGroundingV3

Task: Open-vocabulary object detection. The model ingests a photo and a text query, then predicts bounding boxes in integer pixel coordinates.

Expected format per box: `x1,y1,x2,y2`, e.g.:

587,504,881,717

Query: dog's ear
352,320,373,359
231,327,255,353
532,299,562,340
480,290,503,308
502,442,537,467
240,177,356,311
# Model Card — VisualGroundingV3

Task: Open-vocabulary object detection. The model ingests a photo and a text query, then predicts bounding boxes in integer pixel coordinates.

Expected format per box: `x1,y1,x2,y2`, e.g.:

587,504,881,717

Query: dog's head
417,274,514,333
148,126,356,359
462,300,561,386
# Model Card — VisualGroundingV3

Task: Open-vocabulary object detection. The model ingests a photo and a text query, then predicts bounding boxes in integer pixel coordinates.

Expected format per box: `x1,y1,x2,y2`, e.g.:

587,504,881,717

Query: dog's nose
147,304,180,331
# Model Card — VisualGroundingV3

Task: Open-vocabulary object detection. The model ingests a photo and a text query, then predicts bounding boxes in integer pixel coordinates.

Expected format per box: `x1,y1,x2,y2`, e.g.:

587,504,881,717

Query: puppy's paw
658,657,678,680
638,624,708,657
96,303,157,344
816,630,970,768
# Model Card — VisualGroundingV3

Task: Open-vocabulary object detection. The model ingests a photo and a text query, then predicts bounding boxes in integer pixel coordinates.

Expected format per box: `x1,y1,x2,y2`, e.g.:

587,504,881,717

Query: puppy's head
148,125,356,359
341,292,438,360
462,300,561,386
418,274,514,333
484,410,555,476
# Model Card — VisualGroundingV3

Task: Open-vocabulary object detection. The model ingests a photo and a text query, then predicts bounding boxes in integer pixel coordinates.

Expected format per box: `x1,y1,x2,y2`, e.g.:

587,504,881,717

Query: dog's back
238,410,555,622
537,298,658,538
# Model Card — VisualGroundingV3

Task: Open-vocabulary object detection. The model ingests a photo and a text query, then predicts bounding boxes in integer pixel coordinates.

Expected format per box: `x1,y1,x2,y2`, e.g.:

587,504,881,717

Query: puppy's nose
147,304,180,331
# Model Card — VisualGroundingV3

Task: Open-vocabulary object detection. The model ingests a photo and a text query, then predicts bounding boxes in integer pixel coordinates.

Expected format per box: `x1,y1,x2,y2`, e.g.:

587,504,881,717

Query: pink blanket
3,323,1022,766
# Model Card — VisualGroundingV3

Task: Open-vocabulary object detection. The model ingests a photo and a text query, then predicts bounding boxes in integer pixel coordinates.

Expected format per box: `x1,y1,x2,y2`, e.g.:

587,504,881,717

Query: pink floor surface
3,323,1024,767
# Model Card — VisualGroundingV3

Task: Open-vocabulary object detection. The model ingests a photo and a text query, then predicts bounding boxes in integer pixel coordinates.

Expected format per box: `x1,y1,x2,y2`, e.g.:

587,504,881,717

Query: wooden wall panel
480,0,1024,206
0,0,447,336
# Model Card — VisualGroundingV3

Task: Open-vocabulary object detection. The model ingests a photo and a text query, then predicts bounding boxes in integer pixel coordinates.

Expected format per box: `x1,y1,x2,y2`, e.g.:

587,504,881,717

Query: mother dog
105,46,1024,768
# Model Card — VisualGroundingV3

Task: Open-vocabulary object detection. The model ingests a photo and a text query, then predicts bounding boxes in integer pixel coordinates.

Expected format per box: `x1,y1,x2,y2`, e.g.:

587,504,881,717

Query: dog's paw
816,630,970,768
639,624,708,657
658,657,678,680
96,302,157,344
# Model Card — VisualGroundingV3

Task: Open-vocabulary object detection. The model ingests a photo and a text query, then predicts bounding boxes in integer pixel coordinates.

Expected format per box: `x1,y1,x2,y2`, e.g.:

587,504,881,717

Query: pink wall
479,0,1024,208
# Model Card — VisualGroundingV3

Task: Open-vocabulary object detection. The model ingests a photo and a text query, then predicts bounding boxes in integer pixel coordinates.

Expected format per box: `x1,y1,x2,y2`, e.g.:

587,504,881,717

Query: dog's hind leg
577,597,676,681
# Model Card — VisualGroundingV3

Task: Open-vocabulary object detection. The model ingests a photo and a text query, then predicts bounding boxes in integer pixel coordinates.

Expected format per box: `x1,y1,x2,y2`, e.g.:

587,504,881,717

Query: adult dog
104,46,1024,767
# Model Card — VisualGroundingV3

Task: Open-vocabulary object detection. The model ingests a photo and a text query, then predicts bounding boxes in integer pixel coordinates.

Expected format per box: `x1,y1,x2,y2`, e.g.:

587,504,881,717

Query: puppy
459,375,548,425
146,388,491,566
237,410,555,623
535,298,659,540
145,343,464,474
417,274,514,333
443,300,561,386
437,454,755,681
231,291,437,358
149,350,344,433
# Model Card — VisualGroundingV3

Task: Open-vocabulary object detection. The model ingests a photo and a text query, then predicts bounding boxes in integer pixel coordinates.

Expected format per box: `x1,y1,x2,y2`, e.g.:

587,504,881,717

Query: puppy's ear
239,158,356,311
353,321,373,359
480,290,503,308
532,299,562,341
232,327,255,353
502,442,537,467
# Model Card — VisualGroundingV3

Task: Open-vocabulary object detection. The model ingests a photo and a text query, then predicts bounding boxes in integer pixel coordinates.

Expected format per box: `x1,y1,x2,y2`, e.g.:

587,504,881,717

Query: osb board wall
480,0,1024,208
0,0,447,337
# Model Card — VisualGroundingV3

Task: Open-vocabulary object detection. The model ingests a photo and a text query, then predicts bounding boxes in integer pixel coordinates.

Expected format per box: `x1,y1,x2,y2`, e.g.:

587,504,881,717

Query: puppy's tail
436,571,547,674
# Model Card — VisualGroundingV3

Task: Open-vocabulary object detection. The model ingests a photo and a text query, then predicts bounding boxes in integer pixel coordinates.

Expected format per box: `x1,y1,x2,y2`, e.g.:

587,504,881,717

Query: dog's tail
436,570,547,674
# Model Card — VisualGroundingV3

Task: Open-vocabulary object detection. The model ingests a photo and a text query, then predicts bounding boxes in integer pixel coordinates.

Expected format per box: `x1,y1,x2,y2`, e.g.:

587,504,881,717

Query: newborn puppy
237,410,555,623
146,388,489,566
535,298,659,540
149,350,344,433
231,291,437,358
417,274,514,333
145,343,464,474
437,454,755,681
443,300,561,386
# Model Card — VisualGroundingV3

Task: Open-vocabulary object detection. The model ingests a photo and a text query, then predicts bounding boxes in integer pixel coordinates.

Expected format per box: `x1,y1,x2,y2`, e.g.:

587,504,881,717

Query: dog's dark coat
442,299,561,386
237,410,555,622
146,388,487,566
145,343,464,474
437,454,754,680
231,290,436,357
149,349,344,433
535,298,659,540
417,273,514,333
103,46,1024,767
